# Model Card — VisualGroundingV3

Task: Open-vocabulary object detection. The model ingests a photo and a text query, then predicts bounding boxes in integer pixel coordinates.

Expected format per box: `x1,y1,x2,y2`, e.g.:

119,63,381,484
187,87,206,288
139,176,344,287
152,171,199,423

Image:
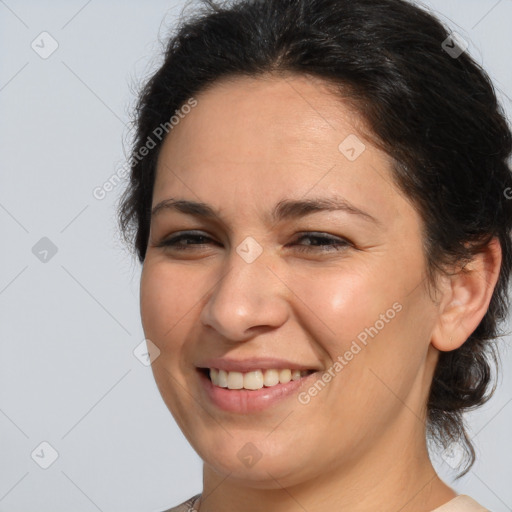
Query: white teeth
208,368,312,390
263,368,279,387
279,368,292,384
227,371,244,389
243,370,264,390
218,369,228,388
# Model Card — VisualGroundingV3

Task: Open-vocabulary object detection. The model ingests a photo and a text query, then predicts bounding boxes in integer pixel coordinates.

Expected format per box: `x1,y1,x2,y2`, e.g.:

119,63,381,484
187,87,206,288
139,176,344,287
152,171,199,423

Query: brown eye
290,233,352,253
157,231,219,251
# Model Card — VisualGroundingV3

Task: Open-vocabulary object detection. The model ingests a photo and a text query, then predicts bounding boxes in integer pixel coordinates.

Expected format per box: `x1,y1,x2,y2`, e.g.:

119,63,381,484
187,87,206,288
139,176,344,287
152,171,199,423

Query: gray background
0,1,511,511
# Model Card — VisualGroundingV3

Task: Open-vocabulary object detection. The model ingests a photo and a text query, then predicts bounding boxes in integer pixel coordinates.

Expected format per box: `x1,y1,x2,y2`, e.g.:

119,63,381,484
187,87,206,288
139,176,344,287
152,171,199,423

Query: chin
197,436,317,489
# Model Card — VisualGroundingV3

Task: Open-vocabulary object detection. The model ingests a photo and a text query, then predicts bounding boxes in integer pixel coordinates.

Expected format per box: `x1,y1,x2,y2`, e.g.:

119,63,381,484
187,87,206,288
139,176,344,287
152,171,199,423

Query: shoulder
431,495,490,512
159,494,201,512
160,494,489,512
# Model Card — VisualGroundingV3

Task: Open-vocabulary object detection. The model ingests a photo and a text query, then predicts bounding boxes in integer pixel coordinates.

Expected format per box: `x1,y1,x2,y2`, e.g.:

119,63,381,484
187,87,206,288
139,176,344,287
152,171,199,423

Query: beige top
162,494,489,512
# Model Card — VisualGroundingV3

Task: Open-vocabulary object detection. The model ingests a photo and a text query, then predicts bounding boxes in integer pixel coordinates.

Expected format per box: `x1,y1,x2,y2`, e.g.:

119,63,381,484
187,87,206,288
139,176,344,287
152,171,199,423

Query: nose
199,249,289,342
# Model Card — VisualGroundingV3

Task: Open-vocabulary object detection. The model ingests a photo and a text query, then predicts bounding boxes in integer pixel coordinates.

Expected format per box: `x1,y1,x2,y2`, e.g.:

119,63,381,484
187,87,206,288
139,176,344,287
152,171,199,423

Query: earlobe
431,238,502,352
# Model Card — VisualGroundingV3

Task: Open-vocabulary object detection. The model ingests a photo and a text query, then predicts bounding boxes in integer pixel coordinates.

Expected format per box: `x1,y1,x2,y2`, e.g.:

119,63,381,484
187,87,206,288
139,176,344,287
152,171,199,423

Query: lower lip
198,370,317,413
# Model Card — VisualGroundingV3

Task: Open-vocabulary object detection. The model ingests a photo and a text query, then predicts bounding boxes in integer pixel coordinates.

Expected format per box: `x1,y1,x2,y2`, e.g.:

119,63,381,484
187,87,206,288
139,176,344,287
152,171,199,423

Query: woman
118,0,512,510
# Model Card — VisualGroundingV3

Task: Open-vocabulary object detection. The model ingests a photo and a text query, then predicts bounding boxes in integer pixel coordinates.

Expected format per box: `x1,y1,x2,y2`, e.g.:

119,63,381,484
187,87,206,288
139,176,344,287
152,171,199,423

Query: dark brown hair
118,0,512,476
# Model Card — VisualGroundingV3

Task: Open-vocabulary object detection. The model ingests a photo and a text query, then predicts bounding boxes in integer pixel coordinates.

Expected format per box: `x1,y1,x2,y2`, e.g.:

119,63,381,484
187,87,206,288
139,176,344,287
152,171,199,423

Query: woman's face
140,74,441,488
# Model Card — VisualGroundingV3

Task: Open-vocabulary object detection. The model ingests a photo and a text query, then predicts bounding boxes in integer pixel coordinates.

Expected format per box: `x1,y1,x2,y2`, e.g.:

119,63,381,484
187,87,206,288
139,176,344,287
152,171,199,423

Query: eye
289,232,351,253
156,231,351,253
156,231,219,251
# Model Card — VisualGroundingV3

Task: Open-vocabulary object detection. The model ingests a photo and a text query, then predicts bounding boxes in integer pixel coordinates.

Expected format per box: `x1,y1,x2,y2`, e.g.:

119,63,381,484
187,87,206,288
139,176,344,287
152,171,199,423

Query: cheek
140,261,202,420
288,264,400,358
310,272,435,424
140,265,166,342
139,260,199,356
289,255,434,398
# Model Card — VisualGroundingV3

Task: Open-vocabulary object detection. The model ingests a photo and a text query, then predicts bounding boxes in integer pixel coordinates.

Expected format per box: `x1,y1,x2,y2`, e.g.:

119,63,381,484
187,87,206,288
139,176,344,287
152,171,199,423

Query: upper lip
196,357,320,373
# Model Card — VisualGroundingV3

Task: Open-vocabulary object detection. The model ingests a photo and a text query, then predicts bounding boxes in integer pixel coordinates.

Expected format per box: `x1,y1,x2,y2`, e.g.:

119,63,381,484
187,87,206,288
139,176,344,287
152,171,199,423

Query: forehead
158,73,365,166
153,73,410,225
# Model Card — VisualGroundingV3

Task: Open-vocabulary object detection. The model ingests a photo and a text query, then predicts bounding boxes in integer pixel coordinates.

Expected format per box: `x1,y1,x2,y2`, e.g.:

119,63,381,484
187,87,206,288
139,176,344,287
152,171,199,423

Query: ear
431,237,502,352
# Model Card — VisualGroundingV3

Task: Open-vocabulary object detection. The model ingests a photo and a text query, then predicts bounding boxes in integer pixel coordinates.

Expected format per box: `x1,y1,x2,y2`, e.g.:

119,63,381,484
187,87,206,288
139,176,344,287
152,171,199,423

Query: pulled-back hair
118,0,512,476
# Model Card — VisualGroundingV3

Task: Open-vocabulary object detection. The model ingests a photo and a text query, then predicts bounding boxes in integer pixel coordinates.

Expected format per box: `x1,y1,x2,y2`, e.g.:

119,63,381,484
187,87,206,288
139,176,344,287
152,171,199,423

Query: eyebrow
151,196,380,225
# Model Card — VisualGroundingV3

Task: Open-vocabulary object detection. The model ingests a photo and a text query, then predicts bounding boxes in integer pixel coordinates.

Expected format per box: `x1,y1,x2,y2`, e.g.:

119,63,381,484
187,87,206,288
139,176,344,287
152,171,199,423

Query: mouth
200,367,316,390
196,366,319,413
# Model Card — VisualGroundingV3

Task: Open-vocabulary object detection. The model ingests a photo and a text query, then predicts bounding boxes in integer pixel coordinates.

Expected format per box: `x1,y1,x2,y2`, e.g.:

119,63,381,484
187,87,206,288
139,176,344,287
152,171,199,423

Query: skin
140,73,502,512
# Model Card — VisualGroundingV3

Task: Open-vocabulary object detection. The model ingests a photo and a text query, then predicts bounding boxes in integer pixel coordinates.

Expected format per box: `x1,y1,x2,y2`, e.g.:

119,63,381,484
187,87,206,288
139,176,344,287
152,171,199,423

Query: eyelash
156,231,351,253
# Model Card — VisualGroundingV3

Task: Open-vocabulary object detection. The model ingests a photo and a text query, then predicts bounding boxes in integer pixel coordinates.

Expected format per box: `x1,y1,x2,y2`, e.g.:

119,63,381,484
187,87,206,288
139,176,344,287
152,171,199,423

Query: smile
208,368,315,390
197,366,319,413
